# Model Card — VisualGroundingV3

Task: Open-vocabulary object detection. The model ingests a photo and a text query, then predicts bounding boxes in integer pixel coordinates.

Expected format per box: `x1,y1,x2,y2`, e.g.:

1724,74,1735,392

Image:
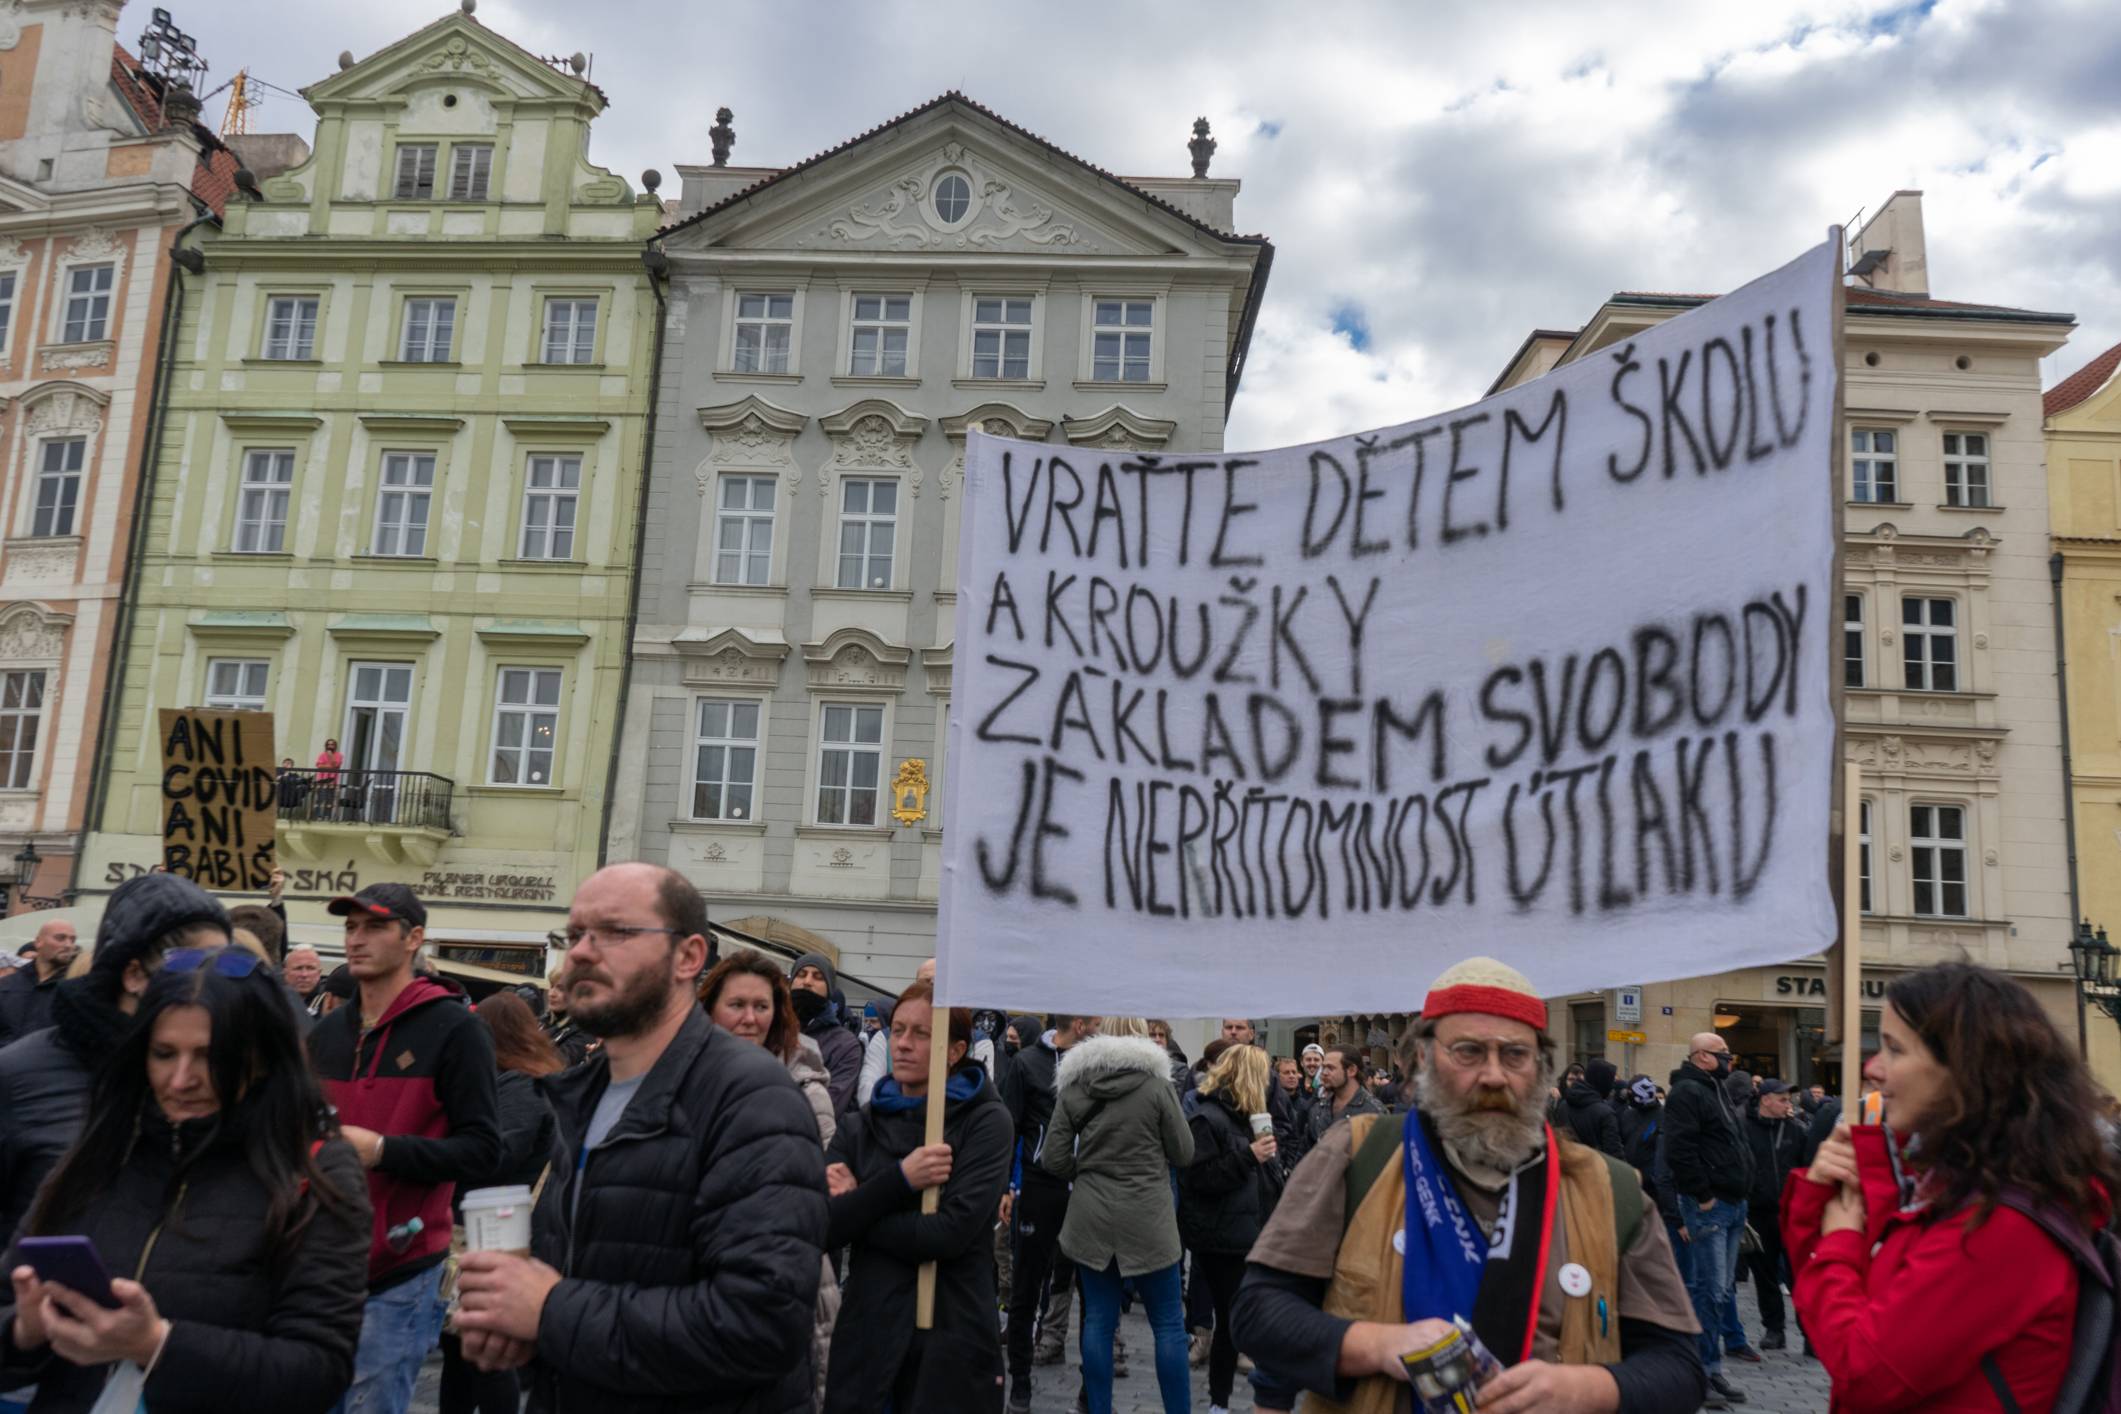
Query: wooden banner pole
914,986,951,1330
1841,766,1864,1106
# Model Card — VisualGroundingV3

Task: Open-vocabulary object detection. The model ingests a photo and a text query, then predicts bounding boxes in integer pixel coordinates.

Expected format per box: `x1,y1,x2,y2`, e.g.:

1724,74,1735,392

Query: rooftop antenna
137,7,209,90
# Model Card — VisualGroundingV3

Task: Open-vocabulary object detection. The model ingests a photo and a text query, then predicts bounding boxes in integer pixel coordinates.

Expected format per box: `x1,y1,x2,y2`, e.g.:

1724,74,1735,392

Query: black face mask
790,988,829,1025
1713,1053,1732,1078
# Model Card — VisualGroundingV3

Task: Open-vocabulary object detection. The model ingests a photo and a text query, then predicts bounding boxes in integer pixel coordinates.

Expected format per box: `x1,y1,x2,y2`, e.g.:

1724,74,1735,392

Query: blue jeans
1682,1198,1746,1376
332,1265,448,1414
1719,1200,1751,1352
1080,1259,1188,1414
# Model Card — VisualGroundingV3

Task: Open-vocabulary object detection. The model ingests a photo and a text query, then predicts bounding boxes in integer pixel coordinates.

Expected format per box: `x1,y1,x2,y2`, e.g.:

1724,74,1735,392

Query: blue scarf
1400,1111,1488,1326
871,1065,983,1114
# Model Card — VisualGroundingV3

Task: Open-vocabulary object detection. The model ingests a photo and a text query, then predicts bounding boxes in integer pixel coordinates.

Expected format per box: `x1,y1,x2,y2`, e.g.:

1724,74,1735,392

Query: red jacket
1783,1124,2092,1412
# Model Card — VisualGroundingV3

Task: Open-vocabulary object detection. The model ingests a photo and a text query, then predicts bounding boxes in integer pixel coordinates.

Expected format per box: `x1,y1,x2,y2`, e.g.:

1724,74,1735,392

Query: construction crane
216,69,261,137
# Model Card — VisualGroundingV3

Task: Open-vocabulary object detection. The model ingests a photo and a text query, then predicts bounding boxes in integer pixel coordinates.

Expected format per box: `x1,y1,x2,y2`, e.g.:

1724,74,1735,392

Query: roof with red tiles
660,90,1270,249
2046,340,2121,418
109,44,245,216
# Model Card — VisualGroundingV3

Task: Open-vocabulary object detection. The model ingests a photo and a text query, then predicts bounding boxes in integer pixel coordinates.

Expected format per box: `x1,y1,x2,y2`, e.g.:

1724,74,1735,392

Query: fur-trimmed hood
1055,1033,1175,1103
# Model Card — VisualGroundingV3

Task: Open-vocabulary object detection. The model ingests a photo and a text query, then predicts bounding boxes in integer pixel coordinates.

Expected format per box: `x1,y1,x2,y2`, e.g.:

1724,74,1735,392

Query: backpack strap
1595,1151,1647,1254
1342,1110,1407,1233
1980,1355,2025,1414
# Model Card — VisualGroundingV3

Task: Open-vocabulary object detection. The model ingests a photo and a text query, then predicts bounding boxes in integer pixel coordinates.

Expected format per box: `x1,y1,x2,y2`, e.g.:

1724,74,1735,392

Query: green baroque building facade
82,10,660,959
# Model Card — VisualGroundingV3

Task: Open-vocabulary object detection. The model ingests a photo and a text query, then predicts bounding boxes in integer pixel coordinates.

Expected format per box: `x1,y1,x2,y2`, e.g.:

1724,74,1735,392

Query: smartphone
15,1236,121,1309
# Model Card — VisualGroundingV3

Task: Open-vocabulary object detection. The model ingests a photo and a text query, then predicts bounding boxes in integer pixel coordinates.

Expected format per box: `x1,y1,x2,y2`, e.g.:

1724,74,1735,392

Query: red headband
1421,983,1548,1033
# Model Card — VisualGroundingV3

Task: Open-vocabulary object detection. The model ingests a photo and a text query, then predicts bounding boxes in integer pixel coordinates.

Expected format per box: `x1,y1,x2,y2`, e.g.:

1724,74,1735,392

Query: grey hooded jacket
1040,1034,1194,1276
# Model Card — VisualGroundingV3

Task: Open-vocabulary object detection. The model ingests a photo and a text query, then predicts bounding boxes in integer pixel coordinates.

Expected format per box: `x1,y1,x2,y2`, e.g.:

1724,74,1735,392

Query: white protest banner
938,240,1841,1018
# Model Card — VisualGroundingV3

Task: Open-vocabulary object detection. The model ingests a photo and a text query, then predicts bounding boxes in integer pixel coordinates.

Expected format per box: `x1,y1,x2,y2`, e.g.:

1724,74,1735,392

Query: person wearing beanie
789,952,864,1119
1232,957,1707,1414
0,873,231,1244
1556,1057,1626,1159
1740,1080,1804,1352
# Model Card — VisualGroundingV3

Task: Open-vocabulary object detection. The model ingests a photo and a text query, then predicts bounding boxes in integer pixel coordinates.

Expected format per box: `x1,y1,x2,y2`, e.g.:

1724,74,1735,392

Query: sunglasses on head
164,947,267,979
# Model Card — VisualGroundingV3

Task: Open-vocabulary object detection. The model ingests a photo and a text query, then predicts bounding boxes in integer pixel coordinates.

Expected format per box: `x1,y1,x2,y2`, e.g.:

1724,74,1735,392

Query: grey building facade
609,94,1271,988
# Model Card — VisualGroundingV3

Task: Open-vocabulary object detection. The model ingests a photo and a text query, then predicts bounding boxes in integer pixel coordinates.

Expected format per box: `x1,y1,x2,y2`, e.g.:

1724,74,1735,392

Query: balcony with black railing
275,768,455,865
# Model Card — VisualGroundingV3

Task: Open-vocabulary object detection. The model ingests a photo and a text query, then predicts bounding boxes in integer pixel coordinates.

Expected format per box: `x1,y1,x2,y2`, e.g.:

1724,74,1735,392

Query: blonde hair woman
1179,1043,1284,1413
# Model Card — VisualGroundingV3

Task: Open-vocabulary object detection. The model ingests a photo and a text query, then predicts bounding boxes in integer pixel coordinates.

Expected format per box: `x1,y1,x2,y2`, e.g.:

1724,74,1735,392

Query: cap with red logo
326,882,427,930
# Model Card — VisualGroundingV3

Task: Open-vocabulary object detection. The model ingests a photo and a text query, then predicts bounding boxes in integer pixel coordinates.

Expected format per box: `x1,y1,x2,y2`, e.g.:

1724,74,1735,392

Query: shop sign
1775,974,1885,999
1607,1028,1646,1044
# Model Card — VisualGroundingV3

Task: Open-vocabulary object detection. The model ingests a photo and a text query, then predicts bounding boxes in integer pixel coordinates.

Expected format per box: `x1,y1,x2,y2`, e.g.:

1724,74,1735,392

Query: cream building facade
1483,192,2079,1090
609,95,1271,989
0,1,234,910
2045,336,2121,1087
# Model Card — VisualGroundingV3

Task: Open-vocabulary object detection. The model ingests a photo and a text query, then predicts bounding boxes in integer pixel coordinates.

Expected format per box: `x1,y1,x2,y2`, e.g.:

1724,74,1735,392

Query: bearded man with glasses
453,862,827,1414
1232,957,1706,1414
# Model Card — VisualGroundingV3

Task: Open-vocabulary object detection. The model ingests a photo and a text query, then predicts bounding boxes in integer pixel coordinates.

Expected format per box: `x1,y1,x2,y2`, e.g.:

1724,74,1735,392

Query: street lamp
2067,919,2121,1033
11,840,38,908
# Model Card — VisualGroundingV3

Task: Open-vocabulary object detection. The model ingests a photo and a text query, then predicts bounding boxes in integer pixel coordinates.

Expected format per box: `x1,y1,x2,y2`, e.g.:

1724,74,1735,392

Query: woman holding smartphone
1,949,370,1412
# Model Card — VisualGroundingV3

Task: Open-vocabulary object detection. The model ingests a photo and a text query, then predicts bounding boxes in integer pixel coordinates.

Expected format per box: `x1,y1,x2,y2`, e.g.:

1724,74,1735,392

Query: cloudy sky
184,0,2120,446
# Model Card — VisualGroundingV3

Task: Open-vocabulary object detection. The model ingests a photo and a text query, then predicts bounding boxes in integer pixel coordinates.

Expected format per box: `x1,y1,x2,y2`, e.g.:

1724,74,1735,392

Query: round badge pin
1558,1261,1593,1298
1392,1229,1407,1255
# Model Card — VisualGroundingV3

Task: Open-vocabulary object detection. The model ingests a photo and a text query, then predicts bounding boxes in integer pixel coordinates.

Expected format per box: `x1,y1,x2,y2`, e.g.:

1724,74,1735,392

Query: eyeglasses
548,924,684,951
1437,1039,1541,1074
164,948,266,979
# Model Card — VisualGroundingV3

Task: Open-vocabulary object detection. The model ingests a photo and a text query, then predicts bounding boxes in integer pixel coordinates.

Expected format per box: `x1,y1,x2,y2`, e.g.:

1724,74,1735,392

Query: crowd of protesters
0,866,2116,1414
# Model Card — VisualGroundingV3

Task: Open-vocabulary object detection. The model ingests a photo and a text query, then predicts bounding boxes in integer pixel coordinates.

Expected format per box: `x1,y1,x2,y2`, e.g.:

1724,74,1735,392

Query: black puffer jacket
1556,1080,1625,1158
1663,1063,1753,1205
0,1112,370,1412
823,1064,1012,1414
0,967,59,1048
999,1030,1067,1190
1179,1090,1284,1255
526,1007,827,1414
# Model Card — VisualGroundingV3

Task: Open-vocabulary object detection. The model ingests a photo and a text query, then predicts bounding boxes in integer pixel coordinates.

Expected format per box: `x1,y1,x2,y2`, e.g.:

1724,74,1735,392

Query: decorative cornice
358,413,466,435
818,398,926,493
1061,404,1178,451
220,411,323,434
698,396,804,487
501,415,610,440
672,627,791,688
803,627,911,693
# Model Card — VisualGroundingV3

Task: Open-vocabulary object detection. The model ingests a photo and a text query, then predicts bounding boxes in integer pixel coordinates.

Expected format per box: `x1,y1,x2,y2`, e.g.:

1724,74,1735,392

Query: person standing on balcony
314,740,345,819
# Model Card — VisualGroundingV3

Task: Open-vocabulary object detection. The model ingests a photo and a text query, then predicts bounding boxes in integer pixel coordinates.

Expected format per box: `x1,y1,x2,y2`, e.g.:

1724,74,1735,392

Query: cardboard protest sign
938,240,1840,1016
159,708,278,890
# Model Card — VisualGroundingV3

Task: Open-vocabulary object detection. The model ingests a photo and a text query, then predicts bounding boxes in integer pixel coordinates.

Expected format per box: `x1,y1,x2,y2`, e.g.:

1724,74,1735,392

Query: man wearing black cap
787,952,862,1118
308,883,499,1414
1741,1079,1805,1351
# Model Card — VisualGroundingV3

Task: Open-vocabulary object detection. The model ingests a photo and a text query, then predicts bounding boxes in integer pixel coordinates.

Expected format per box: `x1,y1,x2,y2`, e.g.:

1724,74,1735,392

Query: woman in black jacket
0,947,369,1412
439,990,560,1414
822,979,1012,1413
1177,1043,1283,1413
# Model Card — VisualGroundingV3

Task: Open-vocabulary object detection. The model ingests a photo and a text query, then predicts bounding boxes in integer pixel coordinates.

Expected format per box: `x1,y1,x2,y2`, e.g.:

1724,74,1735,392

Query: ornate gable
679,109,1206,260
303,13,600,111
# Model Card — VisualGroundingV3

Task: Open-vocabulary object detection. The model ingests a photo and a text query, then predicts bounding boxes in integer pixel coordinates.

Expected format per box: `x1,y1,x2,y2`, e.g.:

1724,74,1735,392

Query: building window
1850,428,1897,503
447,144,493,201
203,658,269,712
733,292,794,373
540,298,597,364
1901,597,1957,692
1942,432,1991,508
399,298,456,362
972,296,1033,379
1858,798,1872,914
1909,803,1967,918
836,477,897,589
0,271,18,352
1092,298,1154,381
519,455,580,560
61,264,113,343
393,144,437,199
713,475,775,585
848,293,911,376
490,667,560,786
262,296,319,360
0,670,44,790
933,172,971,224
234,449,295,553
31,438,85,538
1844,594,1865,689
692,699,759,821
372,452,435,556
817,702,884,826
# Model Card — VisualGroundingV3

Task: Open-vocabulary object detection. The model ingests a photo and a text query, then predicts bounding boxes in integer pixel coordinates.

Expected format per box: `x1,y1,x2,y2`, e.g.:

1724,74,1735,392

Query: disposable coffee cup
1248,1113,1274,1139
460,1185,534,1255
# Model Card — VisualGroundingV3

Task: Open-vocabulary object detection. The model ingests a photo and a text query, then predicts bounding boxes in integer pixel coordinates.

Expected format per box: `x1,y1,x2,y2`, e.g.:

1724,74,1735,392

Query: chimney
1847,191,1928,297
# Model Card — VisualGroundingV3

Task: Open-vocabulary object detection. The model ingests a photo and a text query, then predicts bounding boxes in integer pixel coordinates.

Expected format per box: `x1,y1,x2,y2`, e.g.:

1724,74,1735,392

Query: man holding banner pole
1230,958,1706,1414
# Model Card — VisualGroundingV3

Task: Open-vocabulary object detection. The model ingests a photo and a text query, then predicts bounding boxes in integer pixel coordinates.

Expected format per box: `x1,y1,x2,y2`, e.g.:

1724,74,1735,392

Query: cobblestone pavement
411,1275,1833,1412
